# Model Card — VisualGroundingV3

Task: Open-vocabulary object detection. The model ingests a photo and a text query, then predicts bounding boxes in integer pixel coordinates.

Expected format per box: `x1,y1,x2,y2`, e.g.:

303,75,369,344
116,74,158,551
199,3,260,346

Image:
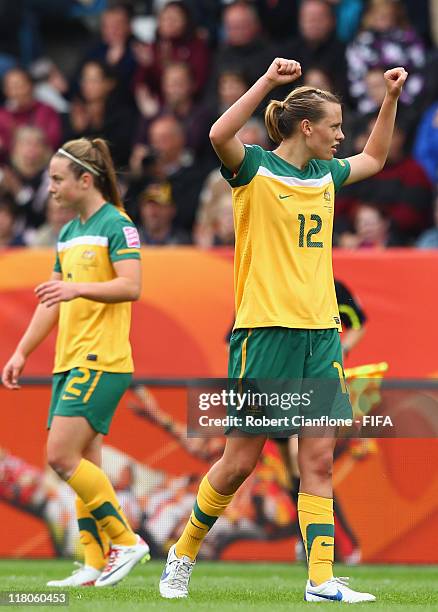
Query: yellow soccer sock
298,492,334,585
176,475,234,561
75,497,110,570
68,459,136,546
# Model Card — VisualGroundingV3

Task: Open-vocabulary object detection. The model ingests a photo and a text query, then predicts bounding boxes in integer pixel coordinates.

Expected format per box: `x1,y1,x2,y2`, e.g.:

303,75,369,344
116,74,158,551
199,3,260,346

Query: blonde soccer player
159,58,407,603
2,138,149,587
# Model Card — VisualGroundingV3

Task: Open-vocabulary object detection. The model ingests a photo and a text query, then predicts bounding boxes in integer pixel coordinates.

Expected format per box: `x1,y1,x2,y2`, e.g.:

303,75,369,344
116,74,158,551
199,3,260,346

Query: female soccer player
1,138,149,587
159,58,407,603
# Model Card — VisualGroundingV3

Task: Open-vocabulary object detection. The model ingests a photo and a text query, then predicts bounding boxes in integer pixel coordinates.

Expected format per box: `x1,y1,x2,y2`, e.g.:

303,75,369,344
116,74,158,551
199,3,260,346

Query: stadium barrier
1,248,437,562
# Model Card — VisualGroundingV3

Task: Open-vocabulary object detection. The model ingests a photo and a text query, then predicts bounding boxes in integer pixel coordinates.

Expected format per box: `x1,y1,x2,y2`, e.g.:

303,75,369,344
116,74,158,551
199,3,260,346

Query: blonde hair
55,138,124,210
264,86,341,144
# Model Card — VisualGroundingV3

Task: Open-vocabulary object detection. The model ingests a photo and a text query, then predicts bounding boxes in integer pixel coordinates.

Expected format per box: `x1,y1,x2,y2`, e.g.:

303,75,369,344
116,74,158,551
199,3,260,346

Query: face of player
305,102,344,160
48,156,87,210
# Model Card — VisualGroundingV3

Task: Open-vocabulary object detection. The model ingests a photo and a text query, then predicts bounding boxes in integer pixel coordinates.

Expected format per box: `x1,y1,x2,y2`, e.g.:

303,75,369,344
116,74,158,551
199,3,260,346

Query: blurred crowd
1,0,438,250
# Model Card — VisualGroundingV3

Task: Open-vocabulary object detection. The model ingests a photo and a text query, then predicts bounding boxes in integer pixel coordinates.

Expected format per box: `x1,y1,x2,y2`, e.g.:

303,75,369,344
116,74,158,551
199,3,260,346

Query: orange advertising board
0,248,437,562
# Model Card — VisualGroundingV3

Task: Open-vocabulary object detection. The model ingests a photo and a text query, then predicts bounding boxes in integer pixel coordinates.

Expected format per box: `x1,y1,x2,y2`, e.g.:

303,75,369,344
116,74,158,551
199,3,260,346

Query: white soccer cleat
304,576,376,603
159,544,195,599
94,534,150,587
47,563,102,587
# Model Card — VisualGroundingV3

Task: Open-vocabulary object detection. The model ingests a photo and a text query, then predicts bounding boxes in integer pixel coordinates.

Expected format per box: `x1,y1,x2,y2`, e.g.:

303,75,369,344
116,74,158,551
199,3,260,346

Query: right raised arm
1,272,61,389
209,58,302,173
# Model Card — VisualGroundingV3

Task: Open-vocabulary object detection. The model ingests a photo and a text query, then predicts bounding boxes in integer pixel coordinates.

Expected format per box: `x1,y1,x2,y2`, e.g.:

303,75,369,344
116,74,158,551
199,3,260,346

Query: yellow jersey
221,145,350,331
53,203,141,373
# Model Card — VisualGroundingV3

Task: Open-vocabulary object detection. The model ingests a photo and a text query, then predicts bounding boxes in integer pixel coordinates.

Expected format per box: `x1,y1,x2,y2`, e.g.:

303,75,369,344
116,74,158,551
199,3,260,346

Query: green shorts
228,327,352,435
48,367,132,434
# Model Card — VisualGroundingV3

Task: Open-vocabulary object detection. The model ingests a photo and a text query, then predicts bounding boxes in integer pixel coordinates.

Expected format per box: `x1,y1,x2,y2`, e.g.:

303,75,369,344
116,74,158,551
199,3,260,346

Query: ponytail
264,100,285,145
91,138,124,210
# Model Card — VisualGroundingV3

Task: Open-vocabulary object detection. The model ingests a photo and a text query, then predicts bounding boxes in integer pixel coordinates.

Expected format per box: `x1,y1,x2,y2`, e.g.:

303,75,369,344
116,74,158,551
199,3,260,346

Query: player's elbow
209,128,220,146
364,152,386,175
209,123,227,147
124,279,141,301
129,283,141,301
374,158,386,173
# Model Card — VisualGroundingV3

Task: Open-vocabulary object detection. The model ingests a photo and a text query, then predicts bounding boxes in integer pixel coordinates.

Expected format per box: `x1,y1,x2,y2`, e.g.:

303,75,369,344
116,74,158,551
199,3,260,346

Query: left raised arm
35,259,142,306
344,67,408,186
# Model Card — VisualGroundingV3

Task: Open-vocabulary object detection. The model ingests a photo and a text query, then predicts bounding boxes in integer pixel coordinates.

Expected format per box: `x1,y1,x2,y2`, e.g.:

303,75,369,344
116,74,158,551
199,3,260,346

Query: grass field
0,560,437,611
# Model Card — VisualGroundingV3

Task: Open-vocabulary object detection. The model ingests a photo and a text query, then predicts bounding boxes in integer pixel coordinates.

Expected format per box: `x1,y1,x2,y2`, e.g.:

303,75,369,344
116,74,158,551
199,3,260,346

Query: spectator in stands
338,202,401,248
27,195,76,248
134,62,214,161
207,191,235,246
0,193,25,248
348,66,418,147
413,100,438,184
0,126,51,233
0,67,61,161
63,60,137,167
205,68,251,122
75,2,139,95
194,118,268,247
335,115,433,244
282,0,348,100
29,58,70,114
206,2,275,96
416,193,438,248
128,114,209,232
133,1,210,99
346,0,425,113
137,181,191,246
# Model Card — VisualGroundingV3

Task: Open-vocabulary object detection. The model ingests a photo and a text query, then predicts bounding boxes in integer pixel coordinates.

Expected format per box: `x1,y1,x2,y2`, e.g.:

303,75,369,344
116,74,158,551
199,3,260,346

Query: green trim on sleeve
220,144,263,187
329,157,351,192
112,249,141,262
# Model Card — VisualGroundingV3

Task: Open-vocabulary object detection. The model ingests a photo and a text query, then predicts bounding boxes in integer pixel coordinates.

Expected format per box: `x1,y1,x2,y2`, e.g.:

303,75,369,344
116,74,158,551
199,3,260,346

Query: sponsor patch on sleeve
123,226,140,248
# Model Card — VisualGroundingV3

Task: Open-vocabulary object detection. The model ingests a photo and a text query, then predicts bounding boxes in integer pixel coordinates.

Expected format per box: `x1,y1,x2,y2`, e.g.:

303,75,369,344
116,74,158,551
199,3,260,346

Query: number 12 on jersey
297,214,323,248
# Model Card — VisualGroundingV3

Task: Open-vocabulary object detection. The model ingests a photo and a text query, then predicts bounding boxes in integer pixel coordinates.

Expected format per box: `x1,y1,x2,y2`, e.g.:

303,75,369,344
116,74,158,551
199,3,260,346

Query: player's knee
47,447,77,479
226,455,257,485
313,451,333,479
301,451,333,481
